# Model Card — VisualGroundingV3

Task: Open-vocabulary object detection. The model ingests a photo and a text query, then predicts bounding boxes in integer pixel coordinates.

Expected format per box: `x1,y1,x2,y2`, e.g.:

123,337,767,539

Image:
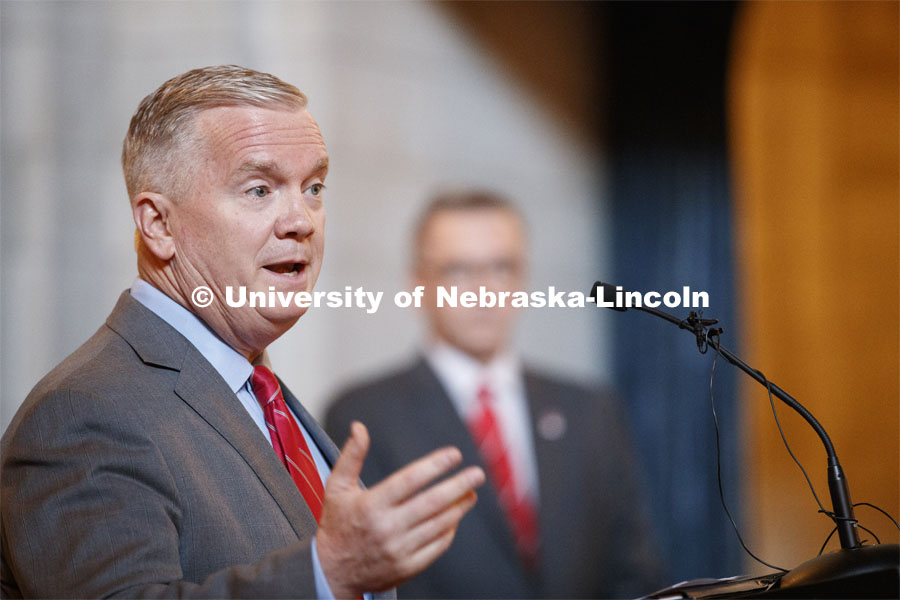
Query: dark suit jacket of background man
1,292,394,599
326,358,663,599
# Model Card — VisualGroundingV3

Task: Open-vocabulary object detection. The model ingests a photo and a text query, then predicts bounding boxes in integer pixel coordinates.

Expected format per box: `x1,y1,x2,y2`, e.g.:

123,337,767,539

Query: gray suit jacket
1,292,394,599
326,359,664,599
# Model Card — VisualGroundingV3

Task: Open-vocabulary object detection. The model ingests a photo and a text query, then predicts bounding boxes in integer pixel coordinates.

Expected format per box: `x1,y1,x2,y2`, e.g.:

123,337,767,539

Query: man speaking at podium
1,66,486,599
326,191,664,598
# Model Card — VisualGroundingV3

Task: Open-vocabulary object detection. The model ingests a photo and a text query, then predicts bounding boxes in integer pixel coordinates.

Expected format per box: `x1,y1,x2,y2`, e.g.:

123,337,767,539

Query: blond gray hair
122,65,307,201
412,189,526,266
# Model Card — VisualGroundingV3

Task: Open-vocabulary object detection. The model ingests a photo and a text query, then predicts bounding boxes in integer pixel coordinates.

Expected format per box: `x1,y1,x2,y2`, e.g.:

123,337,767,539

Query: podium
645,544,899,599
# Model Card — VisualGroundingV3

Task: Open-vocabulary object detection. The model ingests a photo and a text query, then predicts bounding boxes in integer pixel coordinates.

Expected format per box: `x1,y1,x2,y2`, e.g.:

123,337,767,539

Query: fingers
373,446,464,505
397,526,459,581
327,421,370,492
374,467,482,573
403,489,478,555
317,440,485,596
401,466,485,526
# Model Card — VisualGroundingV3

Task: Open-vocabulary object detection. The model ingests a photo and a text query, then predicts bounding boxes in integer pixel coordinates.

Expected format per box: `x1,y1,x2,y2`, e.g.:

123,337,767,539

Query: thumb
327,421,370,492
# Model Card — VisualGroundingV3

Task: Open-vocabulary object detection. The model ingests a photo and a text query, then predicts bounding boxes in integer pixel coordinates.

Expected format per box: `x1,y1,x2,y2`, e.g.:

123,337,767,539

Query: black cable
707,326,860,560
858,525,881,545
854,502,900,532
818,528,837,556
817,503,897,555
708,333,788,573
762,378,831,516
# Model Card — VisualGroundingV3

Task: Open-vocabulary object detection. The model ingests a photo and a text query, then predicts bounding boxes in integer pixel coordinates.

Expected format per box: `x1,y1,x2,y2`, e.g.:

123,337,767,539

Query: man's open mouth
264,262,304,277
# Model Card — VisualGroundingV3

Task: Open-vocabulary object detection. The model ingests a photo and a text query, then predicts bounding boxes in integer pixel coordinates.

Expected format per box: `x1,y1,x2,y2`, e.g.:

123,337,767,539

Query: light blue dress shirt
130,278,336,598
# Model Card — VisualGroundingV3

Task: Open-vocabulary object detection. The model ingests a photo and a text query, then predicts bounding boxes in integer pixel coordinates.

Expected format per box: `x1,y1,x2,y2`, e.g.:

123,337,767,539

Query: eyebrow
231,160,280,182
231,156,329,182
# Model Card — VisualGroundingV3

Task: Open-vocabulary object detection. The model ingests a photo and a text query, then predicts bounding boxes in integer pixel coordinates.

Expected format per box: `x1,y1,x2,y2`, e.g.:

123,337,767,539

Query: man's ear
133,192,176,261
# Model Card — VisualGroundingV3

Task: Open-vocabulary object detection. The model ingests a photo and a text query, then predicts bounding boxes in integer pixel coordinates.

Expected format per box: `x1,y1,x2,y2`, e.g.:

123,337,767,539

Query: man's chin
449,334,505,363
257,304,309,326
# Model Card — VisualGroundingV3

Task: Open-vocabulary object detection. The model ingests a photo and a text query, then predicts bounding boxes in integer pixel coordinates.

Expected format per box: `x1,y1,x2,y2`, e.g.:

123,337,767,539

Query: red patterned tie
251,365,325,522
468,383,539,565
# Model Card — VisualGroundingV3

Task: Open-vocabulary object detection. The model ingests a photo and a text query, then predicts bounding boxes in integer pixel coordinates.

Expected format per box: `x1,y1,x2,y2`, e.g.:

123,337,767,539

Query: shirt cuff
311,536,336,600
311,537,373,600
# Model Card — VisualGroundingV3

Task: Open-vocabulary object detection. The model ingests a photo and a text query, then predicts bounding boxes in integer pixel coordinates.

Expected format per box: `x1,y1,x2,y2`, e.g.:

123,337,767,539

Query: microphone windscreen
590,281,628,311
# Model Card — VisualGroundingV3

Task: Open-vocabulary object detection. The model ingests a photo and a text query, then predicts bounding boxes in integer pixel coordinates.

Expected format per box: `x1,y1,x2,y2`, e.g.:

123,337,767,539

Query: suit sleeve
1,388,319,599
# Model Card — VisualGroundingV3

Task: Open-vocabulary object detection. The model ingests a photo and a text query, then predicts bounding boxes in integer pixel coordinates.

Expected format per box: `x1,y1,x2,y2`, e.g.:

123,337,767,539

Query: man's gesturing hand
316,422,485,598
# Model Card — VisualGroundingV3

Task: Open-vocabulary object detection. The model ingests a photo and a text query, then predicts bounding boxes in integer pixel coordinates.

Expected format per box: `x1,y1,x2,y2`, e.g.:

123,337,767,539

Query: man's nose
274,191,316,239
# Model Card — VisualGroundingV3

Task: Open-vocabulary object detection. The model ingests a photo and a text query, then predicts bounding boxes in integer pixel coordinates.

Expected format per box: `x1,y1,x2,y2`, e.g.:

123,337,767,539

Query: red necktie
468,383,539,565
251,365,325,522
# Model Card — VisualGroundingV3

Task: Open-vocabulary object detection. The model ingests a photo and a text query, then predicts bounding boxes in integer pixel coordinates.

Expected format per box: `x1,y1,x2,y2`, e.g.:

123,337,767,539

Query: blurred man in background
326,191,663,598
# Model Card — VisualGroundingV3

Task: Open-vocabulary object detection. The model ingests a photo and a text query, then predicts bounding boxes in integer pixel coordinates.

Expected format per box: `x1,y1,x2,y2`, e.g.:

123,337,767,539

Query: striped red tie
468,383,538,565
251,365,325,522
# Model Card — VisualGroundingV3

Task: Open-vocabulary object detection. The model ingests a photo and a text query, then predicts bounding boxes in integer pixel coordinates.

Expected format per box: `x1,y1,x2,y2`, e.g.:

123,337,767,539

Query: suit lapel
107,291,319,537
524,372,570,596
174,352,320,535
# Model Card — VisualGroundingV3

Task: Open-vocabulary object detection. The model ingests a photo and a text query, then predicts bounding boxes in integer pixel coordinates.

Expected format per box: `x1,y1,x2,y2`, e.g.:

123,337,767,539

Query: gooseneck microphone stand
591,281,899,597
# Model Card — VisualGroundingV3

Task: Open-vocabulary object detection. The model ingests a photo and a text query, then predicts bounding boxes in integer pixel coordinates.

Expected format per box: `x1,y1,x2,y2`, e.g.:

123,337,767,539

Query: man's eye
248,186,269,198
308,183,325,196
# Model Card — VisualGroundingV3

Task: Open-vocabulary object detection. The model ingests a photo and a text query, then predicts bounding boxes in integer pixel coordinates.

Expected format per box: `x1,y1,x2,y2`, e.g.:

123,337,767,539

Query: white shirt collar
424,340,522,418
130,278,253,393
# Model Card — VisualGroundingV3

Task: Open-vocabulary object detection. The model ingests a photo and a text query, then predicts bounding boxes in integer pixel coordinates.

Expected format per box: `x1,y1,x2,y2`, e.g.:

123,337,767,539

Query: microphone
592,280,858,546
591,281,722,350
590,281,627,311
592,279,899,595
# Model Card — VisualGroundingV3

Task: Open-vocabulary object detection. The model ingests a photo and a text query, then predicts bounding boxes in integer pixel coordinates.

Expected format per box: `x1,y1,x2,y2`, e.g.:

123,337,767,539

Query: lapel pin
537,409,566,441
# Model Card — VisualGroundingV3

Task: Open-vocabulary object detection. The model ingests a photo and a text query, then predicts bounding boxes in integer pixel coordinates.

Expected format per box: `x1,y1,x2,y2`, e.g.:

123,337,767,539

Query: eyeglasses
422,259,523,285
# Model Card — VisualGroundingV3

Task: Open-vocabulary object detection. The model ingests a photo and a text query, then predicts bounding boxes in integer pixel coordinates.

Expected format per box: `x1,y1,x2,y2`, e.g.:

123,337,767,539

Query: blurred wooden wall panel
730,0,899,570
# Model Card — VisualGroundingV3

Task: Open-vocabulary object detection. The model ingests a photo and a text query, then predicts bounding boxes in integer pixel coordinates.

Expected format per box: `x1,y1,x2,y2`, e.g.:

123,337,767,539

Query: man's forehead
189,105,328,174
192,105,324,146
